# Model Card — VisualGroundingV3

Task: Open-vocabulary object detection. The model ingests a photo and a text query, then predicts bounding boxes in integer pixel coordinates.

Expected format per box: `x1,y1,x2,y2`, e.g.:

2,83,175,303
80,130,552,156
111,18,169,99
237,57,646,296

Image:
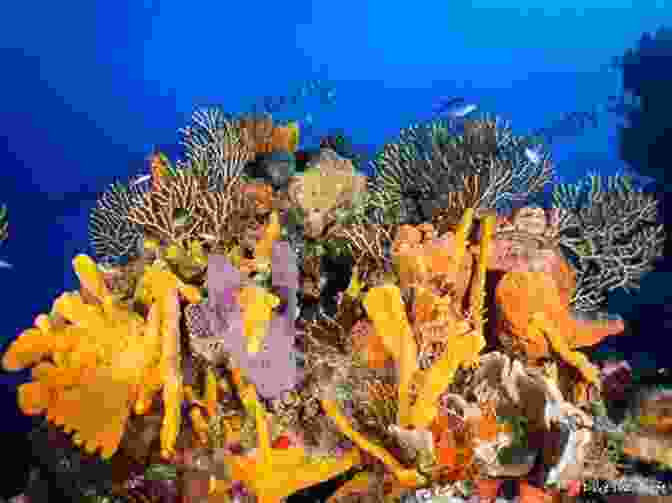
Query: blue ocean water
0,1,670,434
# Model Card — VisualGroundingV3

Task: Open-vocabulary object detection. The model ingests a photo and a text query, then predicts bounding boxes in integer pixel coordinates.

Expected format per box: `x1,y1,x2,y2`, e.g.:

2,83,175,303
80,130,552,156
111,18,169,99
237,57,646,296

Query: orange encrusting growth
496,270,622,386
496,271,624,359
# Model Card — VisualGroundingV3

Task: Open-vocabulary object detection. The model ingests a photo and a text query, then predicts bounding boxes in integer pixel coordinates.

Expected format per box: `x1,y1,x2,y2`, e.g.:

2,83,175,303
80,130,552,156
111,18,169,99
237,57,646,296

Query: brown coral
127,169,209,244
330,223,393,274
127,169,262,251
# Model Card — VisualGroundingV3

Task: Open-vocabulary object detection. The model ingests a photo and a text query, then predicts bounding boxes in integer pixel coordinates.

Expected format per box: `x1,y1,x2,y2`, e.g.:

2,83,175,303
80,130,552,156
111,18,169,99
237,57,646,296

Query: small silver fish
0,259,13,269
130,174,152,187
432,96,464,113
524,147,542,165
447,103,477,118
199,233,218,242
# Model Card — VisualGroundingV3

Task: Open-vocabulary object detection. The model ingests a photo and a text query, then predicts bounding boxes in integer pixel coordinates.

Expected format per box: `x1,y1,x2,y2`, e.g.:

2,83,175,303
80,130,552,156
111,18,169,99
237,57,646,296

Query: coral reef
2,105,667,503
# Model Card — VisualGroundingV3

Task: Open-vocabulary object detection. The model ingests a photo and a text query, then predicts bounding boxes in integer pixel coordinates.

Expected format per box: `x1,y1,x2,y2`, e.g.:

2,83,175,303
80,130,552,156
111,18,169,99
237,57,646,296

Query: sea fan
88,181,146,264
368,116,553,226
552,173,665,311
178,105,254,192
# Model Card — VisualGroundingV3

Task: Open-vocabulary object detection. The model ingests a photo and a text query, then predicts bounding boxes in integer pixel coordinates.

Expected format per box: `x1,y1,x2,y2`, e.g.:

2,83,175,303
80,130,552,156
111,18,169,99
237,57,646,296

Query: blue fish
451,103,478,117
433,97,478,118
432,97,465,115
524,147,542,165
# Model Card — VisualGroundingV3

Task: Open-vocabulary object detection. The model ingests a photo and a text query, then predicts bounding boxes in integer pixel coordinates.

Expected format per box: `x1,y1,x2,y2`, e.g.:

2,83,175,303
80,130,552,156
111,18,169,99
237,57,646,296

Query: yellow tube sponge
321,397,423,488
135,261,202,307
409,328,485,429
3,255,186,459
158,288,183,460
237,286,280,354
255,210,282,267
189,405,209,445
413,286,439,324
363,284,418,427
6,254,204,460
453,208,475,271
469,214,496,329
72,254,111,301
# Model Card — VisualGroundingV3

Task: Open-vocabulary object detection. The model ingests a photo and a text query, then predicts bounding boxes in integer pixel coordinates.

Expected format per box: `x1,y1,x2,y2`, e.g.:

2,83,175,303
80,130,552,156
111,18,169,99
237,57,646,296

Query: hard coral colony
1,106,666,503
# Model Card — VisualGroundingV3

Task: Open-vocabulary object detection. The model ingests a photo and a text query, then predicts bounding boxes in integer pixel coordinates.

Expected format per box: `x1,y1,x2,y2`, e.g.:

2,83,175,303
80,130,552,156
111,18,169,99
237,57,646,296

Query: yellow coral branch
453,207,475,272
255,210,282,267
134,370,162,415
320,398,423,488
72,254,110,301
363,284,418,427
205,367,218,417
159,288,182,460
237,286,279,354
189,406,209,445
229,367,272,467
469,214,495,331
409,329,485,429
